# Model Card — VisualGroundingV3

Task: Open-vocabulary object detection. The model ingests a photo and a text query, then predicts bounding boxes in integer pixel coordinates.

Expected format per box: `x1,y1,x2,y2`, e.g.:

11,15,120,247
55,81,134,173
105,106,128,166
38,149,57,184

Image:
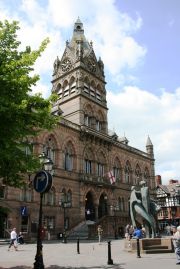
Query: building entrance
98,194,108,219
85,192,95,221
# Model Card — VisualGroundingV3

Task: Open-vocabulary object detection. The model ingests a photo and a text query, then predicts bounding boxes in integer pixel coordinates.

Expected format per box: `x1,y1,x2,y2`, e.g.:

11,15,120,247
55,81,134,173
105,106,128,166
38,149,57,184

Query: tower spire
73,17,84,35
146,135,154,157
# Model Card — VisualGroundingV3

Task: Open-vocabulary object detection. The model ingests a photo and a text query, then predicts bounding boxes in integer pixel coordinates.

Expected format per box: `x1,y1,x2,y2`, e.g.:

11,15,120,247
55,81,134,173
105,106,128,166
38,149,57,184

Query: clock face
61,58,72,72
87,58,96,72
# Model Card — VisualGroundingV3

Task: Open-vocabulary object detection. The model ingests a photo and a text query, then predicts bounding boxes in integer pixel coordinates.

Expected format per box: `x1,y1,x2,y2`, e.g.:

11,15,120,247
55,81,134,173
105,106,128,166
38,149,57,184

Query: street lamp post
33,153,53,269
59,199,71,243
110,205,119,239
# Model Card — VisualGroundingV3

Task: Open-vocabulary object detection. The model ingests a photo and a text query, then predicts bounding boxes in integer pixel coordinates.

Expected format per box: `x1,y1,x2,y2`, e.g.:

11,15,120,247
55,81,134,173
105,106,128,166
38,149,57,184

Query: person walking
172,225,180,265
8,228,18,251
125,224,130,239
17,232,24,244
97,225,103,244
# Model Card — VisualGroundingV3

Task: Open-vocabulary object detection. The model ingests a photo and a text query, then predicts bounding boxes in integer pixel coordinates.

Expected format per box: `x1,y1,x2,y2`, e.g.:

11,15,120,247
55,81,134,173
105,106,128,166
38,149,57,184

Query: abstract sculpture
130,181,160,238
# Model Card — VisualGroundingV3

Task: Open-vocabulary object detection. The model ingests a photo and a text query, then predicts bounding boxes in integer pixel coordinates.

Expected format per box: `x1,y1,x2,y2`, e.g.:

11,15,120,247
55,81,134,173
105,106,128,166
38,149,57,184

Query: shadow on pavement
0,263,125,269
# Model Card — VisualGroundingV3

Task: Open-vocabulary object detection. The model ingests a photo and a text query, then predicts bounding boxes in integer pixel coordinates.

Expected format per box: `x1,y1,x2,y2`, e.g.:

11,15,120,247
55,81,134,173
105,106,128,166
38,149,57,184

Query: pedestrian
172,225,180,265
17,232,24,244
165,224,171,236
97,225,103,244
125,224,130,239
129,225,134,239
8,228,18,251
132,226,143,239
141,225,146,238
86,209,91,220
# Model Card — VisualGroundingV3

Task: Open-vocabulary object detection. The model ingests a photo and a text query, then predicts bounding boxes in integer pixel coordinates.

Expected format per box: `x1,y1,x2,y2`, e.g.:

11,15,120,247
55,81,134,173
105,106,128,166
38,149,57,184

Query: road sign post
33,170,52,269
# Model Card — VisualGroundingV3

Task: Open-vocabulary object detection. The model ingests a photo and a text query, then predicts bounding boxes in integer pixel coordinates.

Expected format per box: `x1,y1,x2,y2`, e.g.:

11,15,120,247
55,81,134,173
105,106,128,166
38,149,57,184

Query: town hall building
0,18,156,240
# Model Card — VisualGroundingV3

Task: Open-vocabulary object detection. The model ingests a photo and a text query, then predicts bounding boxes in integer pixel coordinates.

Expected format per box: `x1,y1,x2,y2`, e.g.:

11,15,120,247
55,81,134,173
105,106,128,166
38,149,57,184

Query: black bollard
77,238,80,254
107,241,113,265
63,230,67,243
136,238,141,258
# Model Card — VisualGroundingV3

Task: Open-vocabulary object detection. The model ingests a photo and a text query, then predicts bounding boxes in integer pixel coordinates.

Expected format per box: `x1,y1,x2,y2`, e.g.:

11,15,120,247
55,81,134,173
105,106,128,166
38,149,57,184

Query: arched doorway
85,192,95,221
98,194,108,219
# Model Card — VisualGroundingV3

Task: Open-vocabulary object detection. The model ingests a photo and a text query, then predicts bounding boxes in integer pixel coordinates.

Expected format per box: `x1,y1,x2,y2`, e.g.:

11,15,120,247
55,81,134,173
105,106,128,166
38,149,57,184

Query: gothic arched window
20,187,33,202
96,110,104,131
84,151,93,174
48,187,55,206
144,167,150,187
84,104,93,128
63,80,69,97
43,187,55,206
96,151,106,178
124,161,132,184
69,76,76,94
96,84,102,101
135,164,141,185
64,143,74,171
113,157,121,182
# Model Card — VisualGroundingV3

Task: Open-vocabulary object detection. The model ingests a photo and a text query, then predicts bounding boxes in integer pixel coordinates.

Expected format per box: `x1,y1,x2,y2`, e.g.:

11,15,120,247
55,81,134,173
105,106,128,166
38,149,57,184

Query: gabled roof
156,185,168,197
157,183,180,197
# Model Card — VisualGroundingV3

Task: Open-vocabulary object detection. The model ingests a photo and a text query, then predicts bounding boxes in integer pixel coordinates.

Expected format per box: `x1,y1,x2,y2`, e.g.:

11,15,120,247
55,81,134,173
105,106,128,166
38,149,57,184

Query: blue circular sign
33,170,52,193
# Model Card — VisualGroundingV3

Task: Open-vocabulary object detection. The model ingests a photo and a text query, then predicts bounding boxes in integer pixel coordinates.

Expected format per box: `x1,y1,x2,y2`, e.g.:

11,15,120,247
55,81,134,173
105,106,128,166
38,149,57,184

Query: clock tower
51,18,108,133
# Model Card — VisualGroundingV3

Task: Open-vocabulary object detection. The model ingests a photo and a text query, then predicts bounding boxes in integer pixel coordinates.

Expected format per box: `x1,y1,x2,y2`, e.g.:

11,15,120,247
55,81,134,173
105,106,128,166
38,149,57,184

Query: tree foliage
0,20,57,187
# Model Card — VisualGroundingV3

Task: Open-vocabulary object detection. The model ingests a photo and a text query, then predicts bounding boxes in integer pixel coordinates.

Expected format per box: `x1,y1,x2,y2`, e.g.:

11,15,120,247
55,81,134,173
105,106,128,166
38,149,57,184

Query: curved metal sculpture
130,181,160,238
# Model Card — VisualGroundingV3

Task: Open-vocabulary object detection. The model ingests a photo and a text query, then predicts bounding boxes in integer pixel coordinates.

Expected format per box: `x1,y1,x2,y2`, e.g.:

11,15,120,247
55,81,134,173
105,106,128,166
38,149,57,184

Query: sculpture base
124,238,173,254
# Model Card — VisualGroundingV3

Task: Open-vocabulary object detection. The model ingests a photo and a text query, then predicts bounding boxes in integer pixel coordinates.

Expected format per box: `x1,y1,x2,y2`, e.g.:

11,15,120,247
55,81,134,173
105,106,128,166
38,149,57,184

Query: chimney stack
155,175,162,186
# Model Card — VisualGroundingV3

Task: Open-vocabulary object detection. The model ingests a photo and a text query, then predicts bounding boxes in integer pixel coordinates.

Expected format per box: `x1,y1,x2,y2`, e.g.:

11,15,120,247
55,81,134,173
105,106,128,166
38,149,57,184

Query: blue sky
0,0,180,184
117,0,180,94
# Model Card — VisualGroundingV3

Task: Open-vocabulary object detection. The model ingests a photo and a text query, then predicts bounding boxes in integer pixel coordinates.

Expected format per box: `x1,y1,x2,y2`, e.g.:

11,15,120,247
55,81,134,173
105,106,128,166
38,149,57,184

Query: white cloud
0,0,146,92
31,80,50,98
107,86,180,183
0,0,179,184
86,9,146,76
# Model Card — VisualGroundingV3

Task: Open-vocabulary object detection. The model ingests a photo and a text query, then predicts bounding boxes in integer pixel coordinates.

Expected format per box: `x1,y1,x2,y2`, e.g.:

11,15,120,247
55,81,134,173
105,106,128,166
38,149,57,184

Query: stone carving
98,57,104,76
53,56,60,75
130,180,160,238
76,41,83,60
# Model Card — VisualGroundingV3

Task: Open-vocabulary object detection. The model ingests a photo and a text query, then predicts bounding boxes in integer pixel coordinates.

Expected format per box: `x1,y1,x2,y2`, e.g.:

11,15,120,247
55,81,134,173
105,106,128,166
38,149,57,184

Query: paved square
0,239,177,269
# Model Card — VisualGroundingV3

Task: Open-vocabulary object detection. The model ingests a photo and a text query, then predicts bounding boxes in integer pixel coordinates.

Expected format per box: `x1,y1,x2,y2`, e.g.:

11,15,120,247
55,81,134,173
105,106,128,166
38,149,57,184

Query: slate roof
158,183,180,197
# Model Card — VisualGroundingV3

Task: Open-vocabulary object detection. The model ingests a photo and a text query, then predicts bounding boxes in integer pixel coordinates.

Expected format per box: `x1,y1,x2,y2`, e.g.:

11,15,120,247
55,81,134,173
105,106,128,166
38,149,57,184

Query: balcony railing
79,173,110,185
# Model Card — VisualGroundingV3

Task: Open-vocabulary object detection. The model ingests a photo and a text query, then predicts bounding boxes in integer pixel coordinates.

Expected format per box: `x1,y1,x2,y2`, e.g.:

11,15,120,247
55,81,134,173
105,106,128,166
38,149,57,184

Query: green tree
0,20,57,187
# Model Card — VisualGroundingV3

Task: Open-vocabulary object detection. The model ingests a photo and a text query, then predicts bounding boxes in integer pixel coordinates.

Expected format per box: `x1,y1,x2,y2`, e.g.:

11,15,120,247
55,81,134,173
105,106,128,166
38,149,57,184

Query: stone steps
145,245,169,250
68,220,96,240
144,248,173,254
143,244,173,254
124,238,173,254
0,239,9,245
68,222,89,240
